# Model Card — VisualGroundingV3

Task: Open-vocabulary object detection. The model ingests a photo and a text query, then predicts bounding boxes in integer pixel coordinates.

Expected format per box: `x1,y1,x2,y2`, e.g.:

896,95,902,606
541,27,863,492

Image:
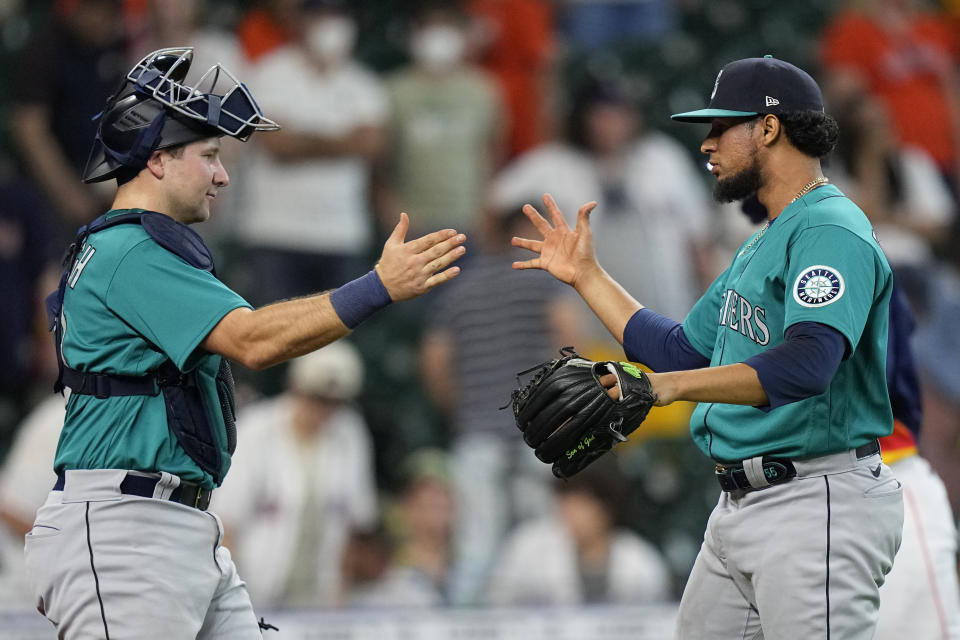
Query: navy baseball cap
671,55,824,123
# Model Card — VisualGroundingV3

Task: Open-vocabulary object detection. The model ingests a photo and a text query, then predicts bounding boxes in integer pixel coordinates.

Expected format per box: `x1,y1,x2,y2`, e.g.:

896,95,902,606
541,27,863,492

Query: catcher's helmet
83,47,279,183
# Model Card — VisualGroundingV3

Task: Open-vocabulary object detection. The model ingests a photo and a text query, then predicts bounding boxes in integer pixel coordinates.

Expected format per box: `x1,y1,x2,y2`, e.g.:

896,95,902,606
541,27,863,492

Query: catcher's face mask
84,47,280,183
126,47,277,141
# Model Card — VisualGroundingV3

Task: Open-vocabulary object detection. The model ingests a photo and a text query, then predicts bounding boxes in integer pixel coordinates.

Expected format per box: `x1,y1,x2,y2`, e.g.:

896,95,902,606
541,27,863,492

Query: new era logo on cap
671,55,824,122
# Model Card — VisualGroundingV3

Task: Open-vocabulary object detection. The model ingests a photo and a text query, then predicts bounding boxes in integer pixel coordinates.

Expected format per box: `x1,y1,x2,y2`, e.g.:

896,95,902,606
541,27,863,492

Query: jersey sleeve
106,241,252,371
784,226,883,352
682,266,729,359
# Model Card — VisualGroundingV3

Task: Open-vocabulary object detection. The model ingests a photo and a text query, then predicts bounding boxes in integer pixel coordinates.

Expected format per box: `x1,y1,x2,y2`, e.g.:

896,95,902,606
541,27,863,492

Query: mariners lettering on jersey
793,265,845,308
718,289,770,346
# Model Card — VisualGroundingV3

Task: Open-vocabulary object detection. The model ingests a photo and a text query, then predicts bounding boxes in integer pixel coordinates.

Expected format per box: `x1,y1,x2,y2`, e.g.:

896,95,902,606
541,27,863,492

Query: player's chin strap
96,110,167,170
45,211,236,485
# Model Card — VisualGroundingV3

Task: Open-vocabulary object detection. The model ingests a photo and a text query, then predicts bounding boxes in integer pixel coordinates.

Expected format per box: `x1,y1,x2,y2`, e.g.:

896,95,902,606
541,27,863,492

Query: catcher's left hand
509,347,657,479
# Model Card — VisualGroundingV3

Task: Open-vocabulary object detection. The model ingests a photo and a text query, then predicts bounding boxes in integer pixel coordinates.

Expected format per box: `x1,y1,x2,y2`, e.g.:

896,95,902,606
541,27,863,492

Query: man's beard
713,161,762,203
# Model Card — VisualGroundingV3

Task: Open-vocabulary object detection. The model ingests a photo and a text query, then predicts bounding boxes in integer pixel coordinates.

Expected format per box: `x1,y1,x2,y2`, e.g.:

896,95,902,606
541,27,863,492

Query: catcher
510,57,902,640
25,47,464,639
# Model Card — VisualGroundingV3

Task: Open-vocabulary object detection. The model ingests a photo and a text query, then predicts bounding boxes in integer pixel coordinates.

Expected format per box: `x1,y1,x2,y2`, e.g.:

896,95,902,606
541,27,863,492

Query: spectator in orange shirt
236,0,299,63
466,0,557,158
820,0,960,192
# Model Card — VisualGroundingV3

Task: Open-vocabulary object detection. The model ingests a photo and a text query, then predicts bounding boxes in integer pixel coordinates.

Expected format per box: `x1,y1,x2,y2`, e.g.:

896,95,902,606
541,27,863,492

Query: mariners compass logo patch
793,265,845,307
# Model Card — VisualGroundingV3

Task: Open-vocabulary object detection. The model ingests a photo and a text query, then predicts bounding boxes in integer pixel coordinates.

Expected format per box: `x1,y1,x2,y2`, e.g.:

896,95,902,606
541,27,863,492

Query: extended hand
375,212,466,301
511,194,599,287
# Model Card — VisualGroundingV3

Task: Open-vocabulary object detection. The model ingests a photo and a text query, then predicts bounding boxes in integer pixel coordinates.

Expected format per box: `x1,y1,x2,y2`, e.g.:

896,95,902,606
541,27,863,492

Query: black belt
715,439,881,493
53,472,212,511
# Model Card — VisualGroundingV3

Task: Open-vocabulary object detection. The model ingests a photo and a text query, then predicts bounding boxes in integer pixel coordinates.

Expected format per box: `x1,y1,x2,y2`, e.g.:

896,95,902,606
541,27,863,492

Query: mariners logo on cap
793,265,845,307
711,69,723,100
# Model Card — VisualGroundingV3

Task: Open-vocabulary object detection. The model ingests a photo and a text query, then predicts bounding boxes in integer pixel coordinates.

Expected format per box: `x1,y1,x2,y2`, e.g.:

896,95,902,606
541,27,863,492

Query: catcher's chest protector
46,211,236,484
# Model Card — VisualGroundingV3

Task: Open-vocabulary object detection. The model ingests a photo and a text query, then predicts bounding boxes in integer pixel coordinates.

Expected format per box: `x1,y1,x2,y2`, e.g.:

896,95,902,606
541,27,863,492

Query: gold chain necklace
741,222,769,254
790,176,829,203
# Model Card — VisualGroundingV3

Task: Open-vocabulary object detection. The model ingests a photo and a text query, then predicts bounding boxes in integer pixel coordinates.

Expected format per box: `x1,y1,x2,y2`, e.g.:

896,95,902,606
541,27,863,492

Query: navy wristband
329,270,392,329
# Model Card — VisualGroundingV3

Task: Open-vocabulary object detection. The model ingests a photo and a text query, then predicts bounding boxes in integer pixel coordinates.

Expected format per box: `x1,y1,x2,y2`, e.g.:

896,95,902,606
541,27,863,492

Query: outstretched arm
598,363,767,408
511,194,643,344
203,213,465,369
616,321,843,409
647,364,767,407
514,195,766,408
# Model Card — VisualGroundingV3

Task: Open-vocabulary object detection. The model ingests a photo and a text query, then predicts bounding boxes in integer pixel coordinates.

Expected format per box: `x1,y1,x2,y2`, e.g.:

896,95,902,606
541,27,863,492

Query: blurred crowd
1,0,959,616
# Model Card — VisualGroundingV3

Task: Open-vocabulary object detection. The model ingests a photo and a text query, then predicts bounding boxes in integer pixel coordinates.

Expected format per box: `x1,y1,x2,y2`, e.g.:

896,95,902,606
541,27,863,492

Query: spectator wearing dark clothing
0,168,54,460
9,0,128,240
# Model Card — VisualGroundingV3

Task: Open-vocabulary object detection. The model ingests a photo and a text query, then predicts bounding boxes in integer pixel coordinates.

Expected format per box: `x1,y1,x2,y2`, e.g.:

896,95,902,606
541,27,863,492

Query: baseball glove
509,347,657,479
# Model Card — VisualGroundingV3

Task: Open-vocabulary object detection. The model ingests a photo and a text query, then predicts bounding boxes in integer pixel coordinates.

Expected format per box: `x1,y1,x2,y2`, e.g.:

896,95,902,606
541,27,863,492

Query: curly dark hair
775,110,839,158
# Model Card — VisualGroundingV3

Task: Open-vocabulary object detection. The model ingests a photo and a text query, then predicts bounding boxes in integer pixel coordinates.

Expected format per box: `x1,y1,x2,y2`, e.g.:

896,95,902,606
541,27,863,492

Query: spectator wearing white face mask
232,0,389,309
376,0,505,238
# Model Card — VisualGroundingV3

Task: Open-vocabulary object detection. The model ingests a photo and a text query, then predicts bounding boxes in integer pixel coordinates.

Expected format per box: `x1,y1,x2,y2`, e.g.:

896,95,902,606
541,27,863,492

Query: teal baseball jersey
682,185,893,462
54,210,251,488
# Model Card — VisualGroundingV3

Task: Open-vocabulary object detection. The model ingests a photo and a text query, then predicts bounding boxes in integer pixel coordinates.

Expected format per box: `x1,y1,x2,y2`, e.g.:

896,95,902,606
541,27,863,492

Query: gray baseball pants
675,447,904,639
24,469,261,639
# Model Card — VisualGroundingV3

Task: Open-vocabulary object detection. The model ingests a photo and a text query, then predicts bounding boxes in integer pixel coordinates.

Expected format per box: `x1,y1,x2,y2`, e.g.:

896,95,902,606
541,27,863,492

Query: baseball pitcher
511,56,903,639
